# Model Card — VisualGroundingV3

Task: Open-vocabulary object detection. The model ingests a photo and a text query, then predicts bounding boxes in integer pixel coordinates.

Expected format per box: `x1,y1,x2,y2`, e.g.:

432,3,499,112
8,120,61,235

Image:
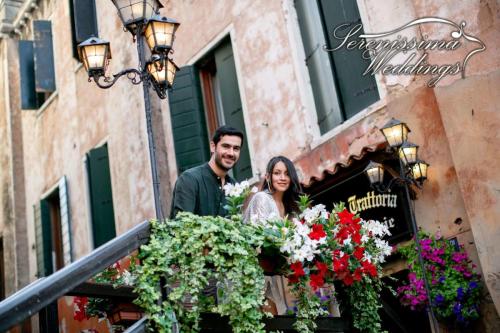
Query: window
69,0,99,59
168,37,253,181
85,144,116,248
18,20,56,109
295,0,380,134
34,177,72,277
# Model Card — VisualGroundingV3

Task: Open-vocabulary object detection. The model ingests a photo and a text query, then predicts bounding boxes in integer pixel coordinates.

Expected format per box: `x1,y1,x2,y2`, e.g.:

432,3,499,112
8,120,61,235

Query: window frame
184,26,258,183
286,0,387,144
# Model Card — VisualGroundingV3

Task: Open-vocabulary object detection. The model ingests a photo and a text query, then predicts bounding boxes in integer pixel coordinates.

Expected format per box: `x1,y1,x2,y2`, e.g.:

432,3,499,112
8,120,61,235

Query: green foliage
347,277,386,333
292,285,328,333
133,214,266,333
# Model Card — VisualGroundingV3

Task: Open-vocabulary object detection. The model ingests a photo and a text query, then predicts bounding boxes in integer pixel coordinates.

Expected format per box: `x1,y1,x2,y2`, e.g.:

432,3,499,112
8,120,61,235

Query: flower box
198,313,350,332
108,302,143,325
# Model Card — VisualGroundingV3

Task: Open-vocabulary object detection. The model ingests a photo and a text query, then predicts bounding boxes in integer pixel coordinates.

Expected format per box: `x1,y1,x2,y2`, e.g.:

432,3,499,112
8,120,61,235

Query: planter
107,302,143,325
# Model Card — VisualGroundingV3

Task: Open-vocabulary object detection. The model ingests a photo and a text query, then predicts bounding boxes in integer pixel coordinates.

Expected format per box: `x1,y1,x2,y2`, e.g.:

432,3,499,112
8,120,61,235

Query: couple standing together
170,125,302,314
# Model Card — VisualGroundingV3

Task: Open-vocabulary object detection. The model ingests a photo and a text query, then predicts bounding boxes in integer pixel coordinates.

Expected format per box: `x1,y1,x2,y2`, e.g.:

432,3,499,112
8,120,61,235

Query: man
170,125,244,218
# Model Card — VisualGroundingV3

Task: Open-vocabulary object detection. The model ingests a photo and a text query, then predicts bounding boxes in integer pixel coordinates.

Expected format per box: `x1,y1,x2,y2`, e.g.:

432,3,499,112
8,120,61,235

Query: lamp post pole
398,158,440,333
136,24,164,220
78,5,180,221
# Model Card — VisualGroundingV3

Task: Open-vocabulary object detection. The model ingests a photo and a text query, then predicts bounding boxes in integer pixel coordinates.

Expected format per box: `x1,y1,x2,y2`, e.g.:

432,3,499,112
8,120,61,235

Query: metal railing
0,220,150,332
0,218,351,333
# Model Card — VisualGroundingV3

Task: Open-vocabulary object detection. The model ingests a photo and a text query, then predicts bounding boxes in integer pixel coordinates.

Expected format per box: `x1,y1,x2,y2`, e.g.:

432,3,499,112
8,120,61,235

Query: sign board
309,171,413,244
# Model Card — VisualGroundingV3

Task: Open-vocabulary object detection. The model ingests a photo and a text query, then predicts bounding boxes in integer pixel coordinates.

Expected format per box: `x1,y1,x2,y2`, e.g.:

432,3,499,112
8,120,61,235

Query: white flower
361,234,370,243
300,204,327,224
120,270,135,286
251,186,258,193
343,237,352,246
223,180,251,197
362,220,391,237
373,239,392,263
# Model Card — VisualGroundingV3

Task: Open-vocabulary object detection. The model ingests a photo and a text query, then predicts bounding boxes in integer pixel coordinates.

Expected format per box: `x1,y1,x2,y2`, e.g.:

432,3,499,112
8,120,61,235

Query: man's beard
214,152,234,171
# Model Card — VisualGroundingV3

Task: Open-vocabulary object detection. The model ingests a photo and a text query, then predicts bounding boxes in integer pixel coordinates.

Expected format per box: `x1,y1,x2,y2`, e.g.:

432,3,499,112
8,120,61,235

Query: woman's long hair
261,156,303,215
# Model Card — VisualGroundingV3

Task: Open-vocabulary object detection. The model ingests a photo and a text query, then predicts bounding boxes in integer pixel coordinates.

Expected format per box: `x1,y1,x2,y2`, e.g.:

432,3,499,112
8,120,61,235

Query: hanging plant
397,231,482,327
133,213,266,333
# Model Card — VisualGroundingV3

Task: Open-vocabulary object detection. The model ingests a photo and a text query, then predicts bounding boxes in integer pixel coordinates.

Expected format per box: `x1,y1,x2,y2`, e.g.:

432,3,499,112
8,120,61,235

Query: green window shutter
214,39,253,181
318,0,379,119
58,176,72,265
33,20,56,92
86,144,116,248
33,204,44,277
72,0,98,42
295,0,343,134
34,201,53,277
168,66,210,173
18,41,38,110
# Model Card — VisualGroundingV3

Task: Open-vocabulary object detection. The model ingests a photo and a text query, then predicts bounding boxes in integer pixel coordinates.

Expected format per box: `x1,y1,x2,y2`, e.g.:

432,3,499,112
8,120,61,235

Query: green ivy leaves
133,214,266,333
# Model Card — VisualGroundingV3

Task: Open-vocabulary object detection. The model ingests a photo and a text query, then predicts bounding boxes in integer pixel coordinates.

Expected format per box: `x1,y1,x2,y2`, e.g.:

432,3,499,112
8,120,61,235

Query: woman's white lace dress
243,191,280,226
243,191,289,315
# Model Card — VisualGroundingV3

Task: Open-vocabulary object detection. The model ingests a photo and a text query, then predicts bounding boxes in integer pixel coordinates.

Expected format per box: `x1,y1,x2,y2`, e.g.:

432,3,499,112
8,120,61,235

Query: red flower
362,260,378,277
310,273,325,291
309,224,326,240
353,246,365,261
290,261,305,277
353,267,363,281
73,296,89,321
352,232,362,245
333,254,349,273
343,273,354,286
337,209,361,225
316,261,329,275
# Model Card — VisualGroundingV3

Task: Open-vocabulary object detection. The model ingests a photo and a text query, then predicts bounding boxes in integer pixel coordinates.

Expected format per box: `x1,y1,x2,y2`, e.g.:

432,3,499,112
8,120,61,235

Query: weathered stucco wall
162,0,312,180
16,0,173,271
0,0,498,330
434,70,500,323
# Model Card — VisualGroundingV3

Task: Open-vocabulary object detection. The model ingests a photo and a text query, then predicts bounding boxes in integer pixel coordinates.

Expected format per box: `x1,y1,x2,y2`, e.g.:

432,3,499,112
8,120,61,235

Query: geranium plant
397,232,482,327
264,196,392,333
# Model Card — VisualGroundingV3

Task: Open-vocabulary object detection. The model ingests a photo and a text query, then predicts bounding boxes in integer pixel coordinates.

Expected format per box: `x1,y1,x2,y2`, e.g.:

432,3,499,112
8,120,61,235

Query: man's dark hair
212,125,244,146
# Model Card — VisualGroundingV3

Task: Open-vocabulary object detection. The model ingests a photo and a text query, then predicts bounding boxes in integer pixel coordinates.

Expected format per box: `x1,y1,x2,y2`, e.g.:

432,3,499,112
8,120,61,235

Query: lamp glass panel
382,124,408,147
83,44,107,71
166,59,176,86
114,0,157,24
366,166,384,184
145,21,175,51
399,146,418,165
412,162,428,180
148,61,164,84
144,23,156,50
155,21,175,48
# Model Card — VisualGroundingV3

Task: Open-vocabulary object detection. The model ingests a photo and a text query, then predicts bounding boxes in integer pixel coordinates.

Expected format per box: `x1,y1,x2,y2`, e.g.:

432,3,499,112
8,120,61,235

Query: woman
243,156,302,315
244,156,302,224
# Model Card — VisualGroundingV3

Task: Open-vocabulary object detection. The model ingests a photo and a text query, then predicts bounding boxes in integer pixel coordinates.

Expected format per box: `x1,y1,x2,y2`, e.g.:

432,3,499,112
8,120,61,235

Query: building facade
0,0,499,332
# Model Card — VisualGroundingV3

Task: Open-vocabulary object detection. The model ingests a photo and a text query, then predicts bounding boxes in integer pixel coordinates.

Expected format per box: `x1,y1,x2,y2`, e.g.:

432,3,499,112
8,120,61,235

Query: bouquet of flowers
397,232,482,327
222,180,258,216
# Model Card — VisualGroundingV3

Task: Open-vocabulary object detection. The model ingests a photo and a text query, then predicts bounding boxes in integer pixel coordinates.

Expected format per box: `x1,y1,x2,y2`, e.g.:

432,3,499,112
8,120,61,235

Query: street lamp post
77,1,181,220
365,118,439,333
